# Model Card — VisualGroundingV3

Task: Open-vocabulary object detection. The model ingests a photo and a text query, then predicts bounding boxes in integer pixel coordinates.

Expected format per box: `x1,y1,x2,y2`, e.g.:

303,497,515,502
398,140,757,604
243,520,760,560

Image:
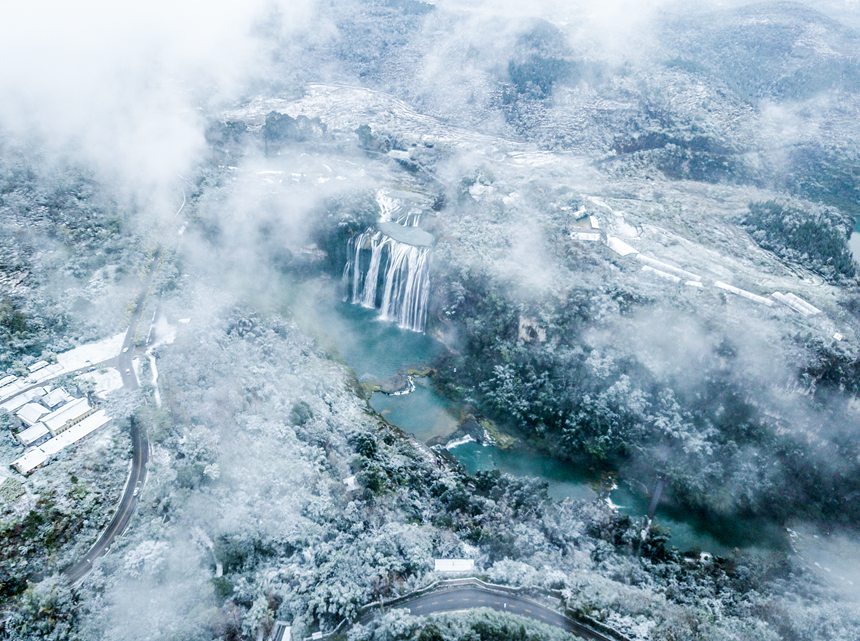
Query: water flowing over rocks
343,222,433,332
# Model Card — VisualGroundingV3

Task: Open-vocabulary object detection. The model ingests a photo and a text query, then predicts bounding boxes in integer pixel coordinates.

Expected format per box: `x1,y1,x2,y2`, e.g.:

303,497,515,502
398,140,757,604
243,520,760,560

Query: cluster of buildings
570,206,831,323
569,208,602,242
0,361,65,401
2,379,112,476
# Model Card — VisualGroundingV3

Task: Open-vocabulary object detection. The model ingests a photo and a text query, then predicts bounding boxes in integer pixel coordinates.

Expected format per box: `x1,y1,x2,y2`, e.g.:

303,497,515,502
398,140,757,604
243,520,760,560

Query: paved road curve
62,197,184,584
63,416,148,583
355,581,625,641
63,286,151,584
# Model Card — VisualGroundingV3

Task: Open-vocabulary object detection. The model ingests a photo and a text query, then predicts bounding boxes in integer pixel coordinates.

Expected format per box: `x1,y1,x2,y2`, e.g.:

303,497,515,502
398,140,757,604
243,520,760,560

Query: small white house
41,410,110,456
16,402,49,427
16,423,50,447
27,360,49,373
41,398,92,435
11,447,48,475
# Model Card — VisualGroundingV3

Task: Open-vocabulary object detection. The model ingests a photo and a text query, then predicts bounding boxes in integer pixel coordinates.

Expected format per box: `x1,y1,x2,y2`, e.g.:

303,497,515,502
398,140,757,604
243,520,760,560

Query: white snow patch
587,196,614,213
132,358,142,385
375,189,401,221
56,332,125,372
468,182,494,200
147,352,162,407
76,368,123,399
614,216,639,239
151,314,177,347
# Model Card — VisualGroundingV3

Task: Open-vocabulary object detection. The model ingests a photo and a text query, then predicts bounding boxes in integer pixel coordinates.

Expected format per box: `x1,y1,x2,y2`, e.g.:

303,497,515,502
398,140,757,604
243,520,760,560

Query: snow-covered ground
56,332,125,372
144,313,181,408
0,332,126,404
131,358,142,386
147,353,161,407
150,315,177,347
76,368,124,399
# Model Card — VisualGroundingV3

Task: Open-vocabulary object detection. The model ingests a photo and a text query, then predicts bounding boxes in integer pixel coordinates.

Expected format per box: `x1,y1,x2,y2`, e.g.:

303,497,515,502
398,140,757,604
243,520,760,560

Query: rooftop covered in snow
16,402,48,427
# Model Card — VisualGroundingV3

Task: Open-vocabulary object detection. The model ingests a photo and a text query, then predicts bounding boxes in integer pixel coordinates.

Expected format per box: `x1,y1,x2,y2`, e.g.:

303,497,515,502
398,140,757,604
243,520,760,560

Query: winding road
63,287,151,584
347,579,627,641
61,194,185,584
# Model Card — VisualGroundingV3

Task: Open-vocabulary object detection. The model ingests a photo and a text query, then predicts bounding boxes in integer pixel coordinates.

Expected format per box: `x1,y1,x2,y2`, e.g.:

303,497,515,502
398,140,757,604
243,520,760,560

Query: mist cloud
0,0,319,220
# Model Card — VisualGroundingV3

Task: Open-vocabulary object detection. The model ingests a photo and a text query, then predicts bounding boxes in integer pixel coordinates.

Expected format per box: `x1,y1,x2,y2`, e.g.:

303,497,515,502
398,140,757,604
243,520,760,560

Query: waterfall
343,224,432,332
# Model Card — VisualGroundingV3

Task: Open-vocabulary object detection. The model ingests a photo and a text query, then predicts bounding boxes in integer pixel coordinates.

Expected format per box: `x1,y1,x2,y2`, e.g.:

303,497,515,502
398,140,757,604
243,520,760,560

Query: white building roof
434,558,475,573
0,375,17,388
15,402,49,427
0,379,27,403
24,362,63,385
43,387,73,409
42,397,91,434
641,265,682,283
606,236,638,257
16,422,49,446
27,360,49,373
11,447,48,475
636,254,701,282
715,281,774,307
10,411,111,475
270,622,292,641
771,291,822,317
0,387,47,413
40,410,110,456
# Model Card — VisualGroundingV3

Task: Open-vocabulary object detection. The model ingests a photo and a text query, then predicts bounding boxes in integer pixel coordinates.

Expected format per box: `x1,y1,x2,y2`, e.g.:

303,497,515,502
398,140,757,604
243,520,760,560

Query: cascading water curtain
343,228,430,332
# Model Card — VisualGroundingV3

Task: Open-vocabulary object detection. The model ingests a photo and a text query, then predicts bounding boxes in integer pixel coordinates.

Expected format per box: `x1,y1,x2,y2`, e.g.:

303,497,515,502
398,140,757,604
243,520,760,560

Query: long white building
11,410,111,475
41,398,93,435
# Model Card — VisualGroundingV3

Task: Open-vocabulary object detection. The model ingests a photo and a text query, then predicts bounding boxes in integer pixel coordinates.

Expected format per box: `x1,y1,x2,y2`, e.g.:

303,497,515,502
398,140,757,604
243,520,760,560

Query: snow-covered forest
2,2,860,641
